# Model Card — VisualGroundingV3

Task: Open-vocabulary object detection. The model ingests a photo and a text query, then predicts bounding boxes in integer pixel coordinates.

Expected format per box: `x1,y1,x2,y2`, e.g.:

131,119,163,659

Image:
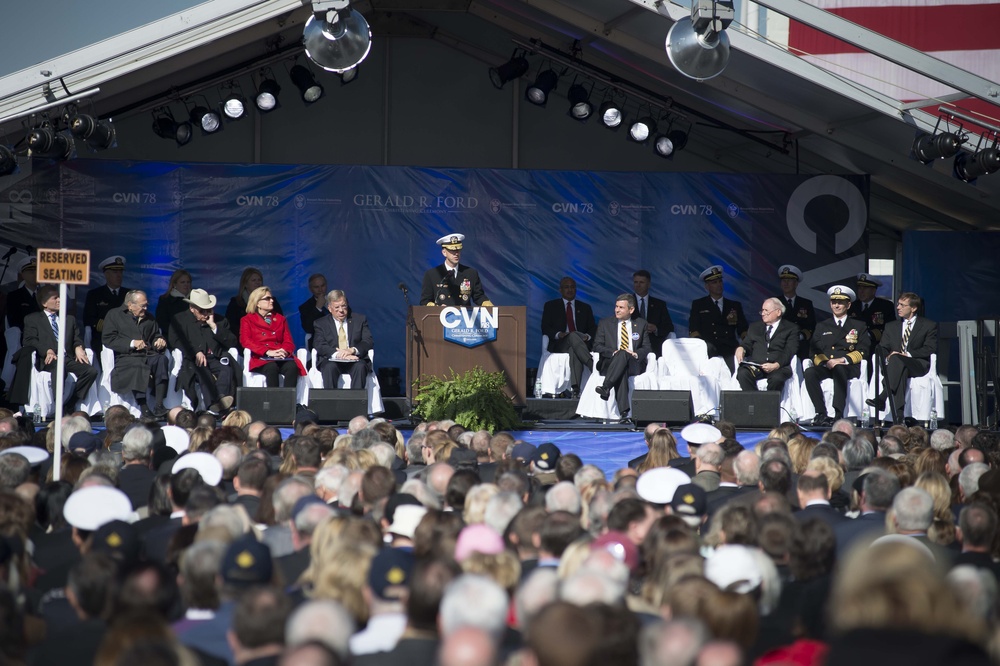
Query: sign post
36,249,90,481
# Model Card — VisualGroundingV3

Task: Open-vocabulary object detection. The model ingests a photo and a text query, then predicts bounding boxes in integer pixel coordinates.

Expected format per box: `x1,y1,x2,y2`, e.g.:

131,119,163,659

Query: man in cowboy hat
803,285,870,427
83,255,130,356
419,233,494,307
168,288,238,413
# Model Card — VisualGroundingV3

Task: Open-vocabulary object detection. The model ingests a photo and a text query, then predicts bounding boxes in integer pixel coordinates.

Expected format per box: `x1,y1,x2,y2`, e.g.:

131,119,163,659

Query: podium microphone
398,282,408,294
0,247,15,260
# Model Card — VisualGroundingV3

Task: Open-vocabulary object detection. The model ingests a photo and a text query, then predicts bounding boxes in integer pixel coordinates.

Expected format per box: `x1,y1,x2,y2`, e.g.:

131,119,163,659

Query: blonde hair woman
240,286,305,387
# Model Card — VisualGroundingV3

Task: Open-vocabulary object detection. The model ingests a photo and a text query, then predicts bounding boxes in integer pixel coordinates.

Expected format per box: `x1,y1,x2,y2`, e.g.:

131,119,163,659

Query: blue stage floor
507,429,773,478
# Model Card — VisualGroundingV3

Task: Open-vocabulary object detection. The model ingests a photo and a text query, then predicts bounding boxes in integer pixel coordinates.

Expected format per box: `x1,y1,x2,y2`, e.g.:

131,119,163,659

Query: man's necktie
619,322,629,351
715,299,722,313
50,313,59,342
452,269,458,280
639,297,646,320
338,321,349,351
902,320,912,352
787,298,793,309
565,301,575,333
766,324,772,340
837,319,843,328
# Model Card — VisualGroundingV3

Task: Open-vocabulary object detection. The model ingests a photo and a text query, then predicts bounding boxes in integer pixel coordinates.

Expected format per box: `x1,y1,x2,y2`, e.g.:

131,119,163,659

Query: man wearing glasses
168,288,238,414
103,290,170,419
735,298,799,392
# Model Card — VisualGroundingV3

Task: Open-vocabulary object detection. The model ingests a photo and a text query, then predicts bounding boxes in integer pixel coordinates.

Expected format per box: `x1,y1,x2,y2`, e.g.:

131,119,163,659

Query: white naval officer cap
636,468,692,504
699,265,723,282
680,422,722,445
100,255,126,271
778,265,802,280
64,486,134,531
855,273,881,288
436,233,465,250
172,451,224,486
17,256,36,274
827,285,856,302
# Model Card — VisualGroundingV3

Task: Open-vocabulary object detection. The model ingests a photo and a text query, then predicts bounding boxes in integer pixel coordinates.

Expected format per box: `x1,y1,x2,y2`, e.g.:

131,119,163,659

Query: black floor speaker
631,390,693,425
236,387,297,424
720,390,781,428
309,389,368,423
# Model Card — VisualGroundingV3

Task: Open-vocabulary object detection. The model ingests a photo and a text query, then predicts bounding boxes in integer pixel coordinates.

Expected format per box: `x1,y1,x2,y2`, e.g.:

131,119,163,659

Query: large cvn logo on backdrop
786,175,866,255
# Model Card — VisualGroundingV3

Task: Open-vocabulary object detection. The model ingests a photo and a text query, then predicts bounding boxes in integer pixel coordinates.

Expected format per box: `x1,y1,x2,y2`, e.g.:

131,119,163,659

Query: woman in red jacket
240,286,306,387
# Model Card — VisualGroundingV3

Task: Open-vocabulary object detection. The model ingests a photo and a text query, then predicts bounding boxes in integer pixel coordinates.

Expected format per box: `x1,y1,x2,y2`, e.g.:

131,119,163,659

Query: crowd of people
0,404,996,665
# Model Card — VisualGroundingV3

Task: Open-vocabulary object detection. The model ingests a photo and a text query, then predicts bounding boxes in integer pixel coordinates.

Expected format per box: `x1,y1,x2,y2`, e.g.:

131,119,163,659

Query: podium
407,306,527,405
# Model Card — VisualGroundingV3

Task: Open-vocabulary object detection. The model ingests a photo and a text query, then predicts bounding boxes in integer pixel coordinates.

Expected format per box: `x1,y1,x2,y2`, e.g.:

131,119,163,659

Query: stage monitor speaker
720,390,781,428
631,390,692,425
236,387,297,424
309,389,368,424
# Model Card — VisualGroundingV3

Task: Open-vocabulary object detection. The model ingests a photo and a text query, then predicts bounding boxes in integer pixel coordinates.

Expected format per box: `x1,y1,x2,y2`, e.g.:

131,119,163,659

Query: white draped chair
242,350,309,405
99,348,194,417
656,338,727,419
727,356,806,423
870,353,944,422
799,358,869,422
537,334,592,397
299,348,384,416
576,350,658,420
25,349,101,418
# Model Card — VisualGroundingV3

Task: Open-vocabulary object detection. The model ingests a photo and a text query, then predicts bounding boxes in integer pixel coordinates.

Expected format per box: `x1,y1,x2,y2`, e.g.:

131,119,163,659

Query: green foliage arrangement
412,367,521,432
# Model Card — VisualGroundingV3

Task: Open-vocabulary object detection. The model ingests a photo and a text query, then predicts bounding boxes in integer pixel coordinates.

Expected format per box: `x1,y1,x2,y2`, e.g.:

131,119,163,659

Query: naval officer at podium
420,233,494,307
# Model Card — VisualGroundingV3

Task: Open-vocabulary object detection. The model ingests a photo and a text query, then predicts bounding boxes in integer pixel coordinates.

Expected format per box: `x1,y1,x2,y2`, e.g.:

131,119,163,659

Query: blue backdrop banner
0,162,869,372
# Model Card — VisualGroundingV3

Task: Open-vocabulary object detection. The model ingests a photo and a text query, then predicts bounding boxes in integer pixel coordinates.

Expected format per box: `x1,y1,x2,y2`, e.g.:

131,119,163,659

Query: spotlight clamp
303,0,372,73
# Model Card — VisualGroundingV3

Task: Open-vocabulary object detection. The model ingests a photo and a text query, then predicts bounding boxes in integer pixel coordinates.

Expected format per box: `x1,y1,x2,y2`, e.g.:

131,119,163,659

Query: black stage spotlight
0,146,17,176
303,0,372,73
256,77,281,112
567,84,593,121
489,53,529,89
223,92,247,120
912,131,964,164
954,144,1000,183
629,116,656,143
653,133,675,157
27,126,73,160
152,109,193,146
525,70,558,106
599,99,624,129
190,105,222,134
290,65,324,103
69,113,116,150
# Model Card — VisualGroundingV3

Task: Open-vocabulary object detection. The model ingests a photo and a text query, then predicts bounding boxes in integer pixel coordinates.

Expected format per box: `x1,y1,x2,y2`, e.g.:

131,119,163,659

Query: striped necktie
50,313,59,342
902,320,912,352
619,321,629,351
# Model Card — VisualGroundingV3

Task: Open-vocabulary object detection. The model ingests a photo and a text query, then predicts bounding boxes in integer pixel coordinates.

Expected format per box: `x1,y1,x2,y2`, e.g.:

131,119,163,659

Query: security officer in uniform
419,233,494,307
848,272,895,378
83,255,129,357
776,264,816,360
688,265,748,373
804,286,870,426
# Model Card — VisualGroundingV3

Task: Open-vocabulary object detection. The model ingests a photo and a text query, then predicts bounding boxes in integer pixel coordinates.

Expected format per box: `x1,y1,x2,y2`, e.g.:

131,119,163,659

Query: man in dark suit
168,288,239,413
83,255,129,356
541,277,596,398
593,293,652,423
834,469,899,556
688,265,748,373
632,269,674,357
735,297,799,392
103,290,170,420
298,273,328,349
803,285,870,427
314,289,374,391
4,256,39,335
118,426,156,510
8,285,97,411
419,233,494,307
795,470,845,529
776,264,816,359
866,291,937,424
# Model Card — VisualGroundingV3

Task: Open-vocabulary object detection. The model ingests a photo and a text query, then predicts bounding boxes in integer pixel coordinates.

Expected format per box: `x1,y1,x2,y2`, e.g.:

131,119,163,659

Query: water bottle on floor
534,379,542,399
860,405,870,429
929,408,938,429
33,403,41,424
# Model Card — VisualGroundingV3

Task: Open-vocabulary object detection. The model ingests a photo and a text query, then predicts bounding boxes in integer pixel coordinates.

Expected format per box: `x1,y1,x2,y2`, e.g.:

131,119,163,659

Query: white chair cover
656,338,723,418
576,351,658,420
302,348,384,416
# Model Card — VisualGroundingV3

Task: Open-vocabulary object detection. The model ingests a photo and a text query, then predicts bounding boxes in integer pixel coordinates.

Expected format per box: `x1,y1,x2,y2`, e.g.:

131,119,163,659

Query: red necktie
566,301,576,333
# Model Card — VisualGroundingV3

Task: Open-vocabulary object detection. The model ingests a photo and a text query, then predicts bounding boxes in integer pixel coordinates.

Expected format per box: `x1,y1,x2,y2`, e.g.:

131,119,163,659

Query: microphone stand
400,284,424,409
